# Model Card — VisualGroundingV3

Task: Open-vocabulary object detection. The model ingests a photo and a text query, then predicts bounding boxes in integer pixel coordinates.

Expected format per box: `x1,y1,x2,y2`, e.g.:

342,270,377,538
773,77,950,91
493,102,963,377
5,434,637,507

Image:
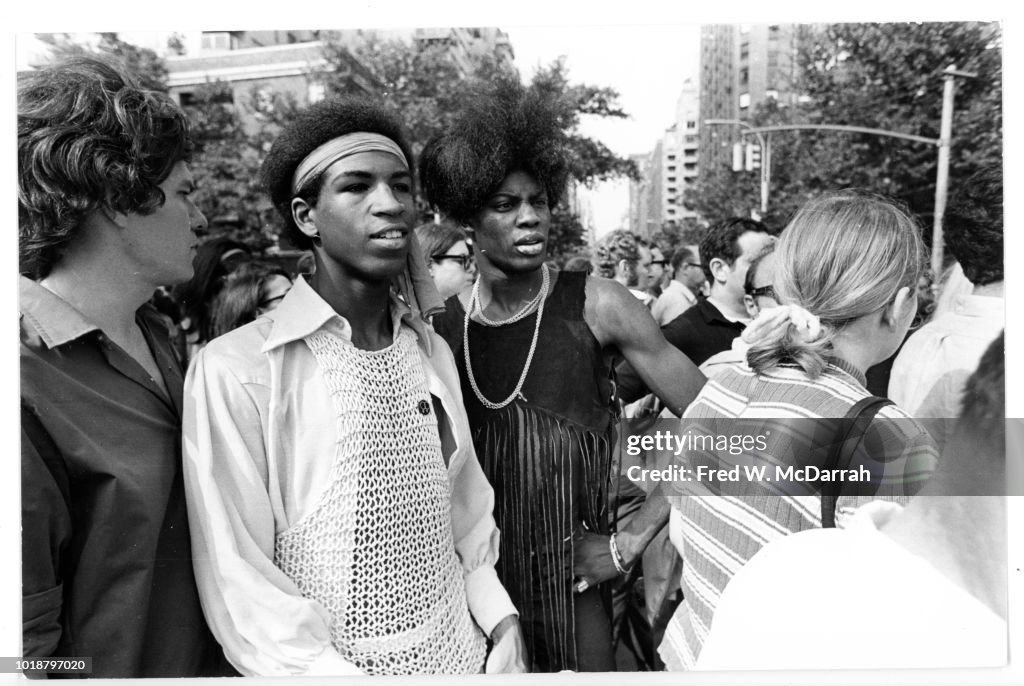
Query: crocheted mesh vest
273,326,487,675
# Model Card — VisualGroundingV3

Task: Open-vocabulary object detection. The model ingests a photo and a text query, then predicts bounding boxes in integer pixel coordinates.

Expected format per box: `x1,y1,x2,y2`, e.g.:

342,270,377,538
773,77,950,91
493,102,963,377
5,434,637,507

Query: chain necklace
463,265,550,410
470,267,549,328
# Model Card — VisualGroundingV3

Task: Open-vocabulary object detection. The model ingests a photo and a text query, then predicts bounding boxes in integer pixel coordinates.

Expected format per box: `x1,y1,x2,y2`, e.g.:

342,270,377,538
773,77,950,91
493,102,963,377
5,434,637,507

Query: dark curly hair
418,77,570,226
593,229,641,280
18,55,191,280
260,97,414,250
699,217,773,286
944,166,1003,287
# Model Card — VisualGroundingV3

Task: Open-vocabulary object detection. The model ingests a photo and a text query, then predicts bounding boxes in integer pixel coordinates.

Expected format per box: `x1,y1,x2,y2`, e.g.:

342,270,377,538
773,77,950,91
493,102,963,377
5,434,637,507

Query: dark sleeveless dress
432,270,617,672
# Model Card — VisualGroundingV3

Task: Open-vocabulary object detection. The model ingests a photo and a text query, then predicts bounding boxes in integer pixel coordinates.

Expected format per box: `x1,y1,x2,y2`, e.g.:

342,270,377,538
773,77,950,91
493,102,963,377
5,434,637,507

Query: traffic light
732,142,744,172
744,143,762,171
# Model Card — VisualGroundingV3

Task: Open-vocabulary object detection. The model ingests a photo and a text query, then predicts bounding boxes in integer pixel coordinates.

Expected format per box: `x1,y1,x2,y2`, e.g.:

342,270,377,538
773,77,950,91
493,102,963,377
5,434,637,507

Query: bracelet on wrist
609,533,630,576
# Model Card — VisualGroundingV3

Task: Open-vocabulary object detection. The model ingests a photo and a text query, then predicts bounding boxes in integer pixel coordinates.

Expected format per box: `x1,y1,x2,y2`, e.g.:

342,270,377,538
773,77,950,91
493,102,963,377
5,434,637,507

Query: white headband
290,132,408,194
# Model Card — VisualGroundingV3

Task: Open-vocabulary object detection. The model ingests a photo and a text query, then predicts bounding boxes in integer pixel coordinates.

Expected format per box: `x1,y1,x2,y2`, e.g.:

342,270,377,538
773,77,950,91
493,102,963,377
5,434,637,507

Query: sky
507,24,701,236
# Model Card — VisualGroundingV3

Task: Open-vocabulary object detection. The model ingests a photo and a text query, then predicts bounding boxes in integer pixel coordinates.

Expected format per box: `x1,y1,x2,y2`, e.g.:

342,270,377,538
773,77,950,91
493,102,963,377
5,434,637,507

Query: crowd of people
18,54,1007,678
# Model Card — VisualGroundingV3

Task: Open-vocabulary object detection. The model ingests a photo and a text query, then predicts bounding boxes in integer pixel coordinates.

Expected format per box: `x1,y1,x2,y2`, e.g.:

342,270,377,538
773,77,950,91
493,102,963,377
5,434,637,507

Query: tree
322,34,515,158
795,22,1001,223
38,32,169,91
529,58,638,187
182,82,301,252
649,217,707,257
688,22,1002,232
526,59,639,257
319,35,638,260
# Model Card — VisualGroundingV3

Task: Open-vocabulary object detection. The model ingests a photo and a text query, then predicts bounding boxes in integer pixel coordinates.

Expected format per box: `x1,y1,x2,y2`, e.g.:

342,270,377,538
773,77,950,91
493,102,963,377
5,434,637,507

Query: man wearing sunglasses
645,246,668,298
651,247,705,326
416,220,477,302
700,247,779,378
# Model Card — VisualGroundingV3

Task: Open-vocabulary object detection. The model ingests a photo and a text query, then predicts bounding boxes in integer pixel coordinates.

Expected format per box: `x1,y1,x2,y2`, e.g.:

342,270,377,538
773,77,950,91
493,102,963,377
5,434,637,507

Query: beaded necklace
463,265,550,410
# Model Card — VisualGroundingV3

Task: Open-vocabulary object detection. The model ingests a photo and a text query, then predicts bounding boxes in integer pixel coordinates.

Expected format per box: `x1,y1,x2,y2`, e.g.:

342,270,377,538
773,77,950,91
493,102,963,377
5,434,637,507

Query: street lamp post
706,66,976,277
706,118,770,215
932,66,978,280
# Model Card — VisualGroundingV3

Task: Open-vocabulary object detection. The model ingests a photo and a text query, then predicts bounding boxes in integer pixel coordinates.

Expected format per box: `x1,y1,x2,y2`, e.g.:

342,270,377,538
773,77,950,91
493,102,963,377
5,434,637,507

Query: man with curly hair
593,229,655,307
19,56,231,676
889,165,1005,452
422,78,706,672
182,96,523,676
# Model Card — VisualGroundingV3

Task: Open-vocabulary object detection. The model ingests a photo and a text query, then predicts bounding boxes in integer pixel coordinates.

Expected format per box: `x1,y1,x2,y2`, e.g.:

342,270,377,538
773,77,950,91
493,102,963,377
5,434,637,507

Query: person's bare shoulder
584,275,651,348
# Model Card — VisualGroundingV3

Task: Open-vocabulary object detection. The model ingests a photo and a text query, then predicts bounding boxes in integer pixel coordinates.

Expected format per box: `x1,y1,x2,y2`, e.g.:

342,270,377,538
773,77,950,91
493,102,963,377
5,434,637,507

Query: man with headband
182,98,524,676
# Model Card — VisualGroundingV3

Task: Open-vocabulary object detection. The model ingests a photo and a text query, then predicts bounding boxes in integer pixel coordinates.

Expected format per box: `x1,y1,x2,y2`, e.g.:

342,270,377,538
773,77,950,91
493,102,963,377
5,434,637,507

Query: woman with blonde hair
659,191,940,670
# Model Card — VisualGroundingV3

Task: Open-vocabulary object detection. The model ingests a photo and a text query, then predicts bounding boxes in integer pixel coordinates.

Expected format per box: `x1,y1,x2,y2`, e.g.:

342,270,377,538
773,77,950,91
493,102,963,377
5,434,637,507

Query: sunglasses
433,253,474,270
747,285,776,299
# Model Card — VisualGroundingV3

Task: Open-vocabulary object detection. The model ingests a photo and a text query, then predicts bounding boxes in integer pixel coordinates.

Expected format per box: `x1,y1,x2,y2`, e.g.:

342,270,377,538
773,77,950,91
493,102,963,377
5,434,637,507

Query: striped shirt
658,358,938,670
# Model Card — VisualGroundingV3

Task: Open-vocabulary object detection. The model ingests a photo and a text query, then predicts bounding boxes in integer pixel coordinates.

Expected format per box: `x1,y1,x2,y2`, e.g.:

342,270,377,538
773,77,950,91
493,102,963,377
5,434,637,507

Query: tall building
698,23,798,175
674,78,701,222
628,153,653,237
628,77,701,237
698,24,741,176
737,24,799,113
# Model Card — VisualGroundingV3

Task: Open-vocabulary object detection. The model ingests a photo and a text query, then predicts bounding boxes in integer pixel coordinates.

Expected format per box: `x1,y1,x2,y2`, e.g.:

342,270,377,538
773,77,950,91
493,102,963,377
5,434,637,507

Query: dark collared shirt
20,277,231,678
616,297,746,404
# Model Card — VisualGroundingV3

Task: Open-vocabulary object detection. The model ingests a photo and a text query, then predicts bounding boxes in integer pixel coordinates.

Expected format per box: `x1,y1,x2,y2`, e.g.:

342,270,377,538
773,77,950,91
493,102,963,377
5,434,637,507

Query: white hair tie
742,304,822,345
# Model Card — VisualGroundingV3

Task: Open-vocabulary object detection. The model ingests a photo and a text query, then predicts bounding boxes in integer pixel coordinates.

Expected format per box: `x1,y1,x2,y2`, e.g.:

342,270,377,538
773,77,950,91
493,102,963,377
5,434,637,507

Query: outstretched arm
575,277,705,585
584,276,705,417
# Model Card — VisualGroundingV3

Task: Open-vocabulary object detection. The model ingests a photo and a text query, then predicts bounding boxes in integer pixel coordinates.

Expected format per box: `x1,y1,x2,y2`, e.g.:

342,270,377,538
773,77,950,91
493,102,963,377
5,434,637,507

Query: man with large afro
423,77,706,672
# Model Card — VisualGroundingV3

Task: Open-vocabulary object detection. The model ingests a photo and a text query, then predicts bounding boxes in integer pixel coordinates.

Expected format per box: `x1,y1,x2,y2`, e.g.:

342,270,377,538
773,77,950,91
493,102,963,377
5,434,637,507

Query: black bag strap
820,396,893,528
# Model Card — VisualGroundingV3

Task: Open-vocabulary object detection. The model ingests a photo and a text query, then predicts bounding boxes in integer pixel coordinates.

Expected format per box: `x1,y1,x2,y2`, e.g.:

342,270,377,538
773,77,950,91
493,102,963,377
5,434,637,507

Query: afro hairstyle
418,77,571,227
593,229,641,279
260,97,414,250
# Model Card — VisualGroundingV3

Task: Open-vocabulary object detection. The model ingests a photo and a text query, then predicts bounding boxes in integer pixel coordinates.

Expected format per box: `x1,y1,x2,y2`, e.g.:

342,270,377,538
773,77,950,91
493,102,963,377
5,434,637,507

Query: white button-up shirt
888,292,1003,451
183,276,515,676
651,279,698,326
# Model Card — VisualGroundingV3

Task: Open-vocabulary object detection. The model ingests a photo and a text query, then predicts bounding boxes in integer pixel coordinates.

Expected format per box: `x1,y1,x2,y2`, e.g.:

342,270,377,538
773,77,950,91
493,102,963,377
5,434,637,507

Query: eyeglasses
649,259,668,268
433,254,474,270
746,285,776,299
685,262,702,269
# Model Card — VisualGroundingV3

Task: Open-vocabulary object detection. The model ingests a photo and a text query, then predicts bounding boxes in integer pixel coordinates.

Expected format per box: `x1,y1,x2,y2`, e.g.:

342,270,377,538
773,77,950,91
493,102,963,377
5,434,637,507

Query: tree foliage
320,35,638,259
321,34,515,159
649,217,707,256
38,32,169,91
688,22,1002,232
182,82,302,251
529,58,638,187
